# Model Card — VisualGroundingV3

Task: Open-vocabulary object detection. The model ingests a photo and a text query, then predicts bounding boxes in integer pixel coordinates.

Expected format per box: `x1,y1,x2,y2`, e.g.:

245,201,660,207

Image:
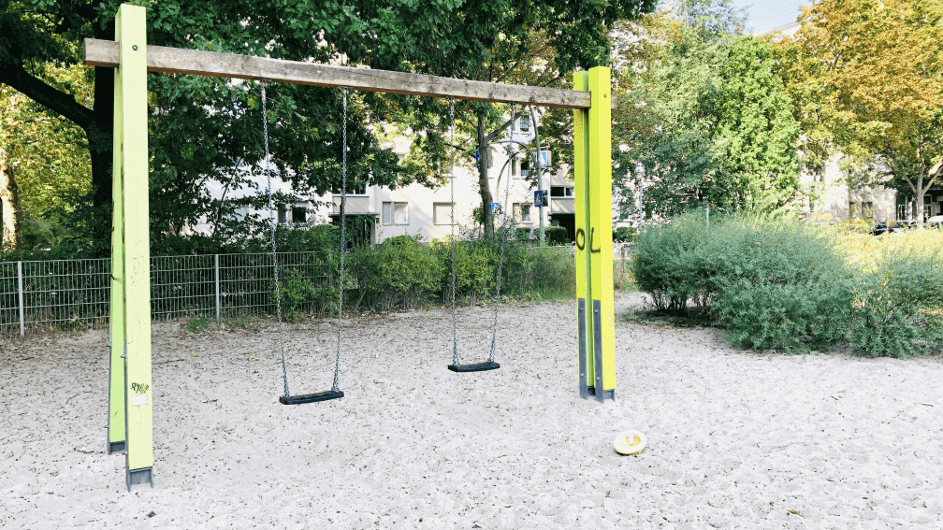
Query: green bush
275,267,338,321
349,235,443,311
544,226,569,246
709,216,854,351
847,230,943,357
631,213,714,314
632,213,854,352
515,227,532,241
502,244,575,300
185,315,212,333
613,226,638,242
431,237,498,303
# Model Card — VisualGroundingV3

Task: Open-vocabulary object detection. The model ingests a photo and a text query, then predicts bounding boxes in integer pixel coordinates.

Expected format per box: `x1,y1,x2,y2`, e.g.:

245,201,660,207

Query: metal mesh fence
0,252,332,338
0,262,19,337
0,258,112,337
151,255,215,321
0,245,585,338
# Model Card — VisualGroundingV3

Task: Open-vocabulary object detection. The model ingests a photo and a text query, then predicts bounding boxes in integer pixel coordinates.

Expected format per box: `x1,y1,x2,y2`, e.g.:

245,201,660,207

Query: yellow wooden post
573,71,592,398
107,20,127,455
587,67,615,401
573,67,615,402
113,3,152,490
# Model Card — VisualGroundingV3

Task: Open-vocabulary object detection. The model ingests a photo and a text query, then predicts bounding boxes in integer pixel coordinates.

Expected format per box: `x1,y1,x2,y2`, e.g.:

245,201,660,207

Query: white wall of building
801,154,897,224
187,114,567,244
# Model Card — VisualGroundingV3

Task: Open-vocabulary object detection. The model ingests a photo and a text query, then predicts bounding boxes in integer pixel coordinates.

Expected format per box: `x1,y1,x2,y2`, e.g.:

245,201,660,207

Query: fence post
17,261,24,337
214,254,220,322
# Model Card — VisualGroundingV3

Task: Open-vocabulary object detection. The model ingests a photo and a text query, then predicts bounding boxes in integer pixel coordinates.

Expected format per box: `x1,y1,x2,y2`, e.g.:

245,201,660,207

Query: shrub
847,230,943,357
544,226,569,246
515,227,532,241
632,213,855,351
613,226,638,242
631,213,714,314
431,237,498,303
185,315,212,333
275,267,338,321
349,235,443,311
709,216,854,351
835,218,873,235
503,244,575,300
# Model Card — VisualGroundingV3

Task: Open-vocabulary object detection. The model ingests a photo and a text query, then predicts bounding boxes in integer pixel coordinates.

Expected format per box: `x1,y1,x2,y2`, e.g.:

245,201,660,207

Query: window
433,202,455,225
513,203,532,223
551,186,574,198
520,159,531,177
334,182,367,195
382,202,409,225
861,201,874,219
519,115,531,133
277,205,287,224
848,201,859,219
291,205,308,224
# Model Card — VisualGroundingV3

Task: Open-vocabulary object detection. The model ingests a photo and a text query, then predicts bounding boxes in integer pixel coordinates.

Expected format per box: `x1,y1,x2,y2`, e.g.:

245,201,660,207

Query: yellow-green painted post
573,71,592,399
573,67,615,402
107,35,127,454
113,3,152,490
587,67,615,401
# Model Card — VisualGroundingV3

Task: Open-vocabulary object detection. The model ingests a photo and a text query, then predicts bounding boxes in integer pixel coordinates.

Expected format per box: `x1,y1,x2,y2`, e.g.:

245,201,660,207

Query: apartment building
192,113,580,245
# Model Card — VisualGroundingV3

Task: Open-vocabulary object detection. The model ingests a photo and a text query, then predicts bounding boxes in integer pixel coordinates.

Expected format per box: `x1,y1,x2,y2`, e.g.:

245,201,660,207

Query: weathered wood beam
85,38,613,109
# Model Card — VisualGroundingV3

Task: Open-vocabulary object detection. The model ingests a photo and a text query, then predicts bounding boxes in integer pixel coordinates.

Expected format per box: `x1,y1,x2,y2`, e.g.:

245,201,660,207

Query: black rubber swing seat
279,390,344,405
448,361,500,373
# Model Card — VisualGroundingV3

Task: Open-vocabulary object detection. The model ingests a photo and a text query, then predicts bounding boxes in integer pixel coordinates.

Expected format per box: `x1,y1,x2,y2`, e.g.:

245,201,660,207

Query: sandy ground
1,292,942,529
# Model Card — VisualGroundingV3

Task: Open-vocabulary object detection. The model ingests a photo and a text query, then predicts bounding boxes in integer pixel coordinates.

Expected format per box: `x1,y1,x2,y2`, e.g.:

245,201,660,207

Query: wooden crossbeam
84,38,611,109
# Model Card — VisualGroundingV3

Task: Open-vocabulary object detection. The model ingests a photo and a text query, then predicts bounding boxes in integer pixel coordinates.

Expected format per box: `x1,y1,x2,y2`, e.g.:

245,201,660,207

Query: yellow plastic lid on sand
613,430,647,455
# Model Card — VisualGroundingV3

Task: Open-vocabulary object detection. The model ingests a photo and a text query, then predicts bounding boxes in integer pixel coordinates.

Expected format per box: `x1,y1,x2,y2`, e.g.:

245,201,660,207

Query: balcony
550,197,575,214
332,195,372,214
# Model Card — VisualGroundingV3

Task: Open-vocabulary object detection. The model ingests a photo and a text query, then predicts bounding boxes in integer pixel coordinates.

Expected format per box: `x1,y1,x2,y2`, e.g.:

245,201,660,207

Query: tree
2,0,658,252
389,0,657,236
0,146,20,251
613,9,800,220
0,62,93,252
791,0,943,225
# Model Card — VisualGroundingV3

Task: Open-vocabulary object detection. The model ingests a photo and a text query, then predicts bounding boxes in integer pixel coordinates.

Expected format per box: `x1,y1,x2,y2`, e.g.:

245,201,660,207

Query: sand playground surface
1,292,942,529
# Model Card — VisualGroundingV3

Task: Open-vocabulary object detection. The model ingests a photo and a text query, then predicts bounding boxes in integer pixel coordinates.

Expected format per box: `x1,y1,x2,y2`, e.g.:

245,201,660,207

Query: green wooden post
587,67,615,401
573,66,615,402
573,71,592,399
107,36,127,454
111,3,153,490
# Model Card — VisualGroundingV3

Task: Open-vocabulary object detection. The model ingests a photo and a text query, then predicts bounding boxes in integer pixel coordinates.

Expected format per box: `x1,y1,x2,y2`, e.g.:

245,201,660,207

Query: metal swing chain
448,98,459,367
331,88,348,393
261,82,291,399
489,104,517,363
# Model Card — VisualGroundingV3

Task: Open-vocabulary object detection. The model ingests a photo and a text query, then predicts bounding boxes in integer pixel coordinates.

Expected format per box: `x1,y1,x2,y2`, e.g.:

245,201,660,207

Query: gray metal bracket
126,467,153,492
578,298,589,399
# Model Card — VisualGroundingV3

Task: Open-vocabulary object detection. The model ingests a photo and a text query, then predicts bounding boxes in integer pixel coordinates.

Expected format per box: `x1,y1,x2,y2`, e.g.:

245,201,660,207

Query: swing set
86,4,616,491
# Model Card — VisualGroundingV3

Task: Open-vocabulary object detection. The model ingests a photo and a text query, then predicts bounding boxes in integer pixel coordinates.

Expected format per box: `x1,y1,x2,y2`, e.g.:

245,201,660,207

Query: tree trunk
476,112,494,237
914,172,927,227
89,65,114,209
90,21,116,210
0,146,22,251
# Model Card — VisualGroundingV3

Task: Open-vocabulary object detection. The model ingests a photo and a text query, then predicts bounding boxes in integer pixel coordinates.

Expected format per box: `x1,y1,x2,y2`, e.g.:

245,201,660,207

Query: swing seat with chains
260,81,347,405
445,99,526,374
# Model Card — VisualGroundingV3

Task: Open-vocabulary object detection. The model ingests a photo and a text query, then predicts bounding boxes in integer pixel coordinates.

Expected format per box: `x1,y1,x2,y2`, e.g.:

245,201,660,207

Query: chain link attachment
332,88,349,393
261,81,291,400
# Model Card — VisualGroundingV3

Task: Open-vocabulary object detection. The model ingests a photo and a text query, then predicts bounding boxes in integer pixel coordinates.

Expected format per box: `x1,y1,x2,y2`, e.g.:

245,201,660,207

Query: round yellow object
613,430,647,455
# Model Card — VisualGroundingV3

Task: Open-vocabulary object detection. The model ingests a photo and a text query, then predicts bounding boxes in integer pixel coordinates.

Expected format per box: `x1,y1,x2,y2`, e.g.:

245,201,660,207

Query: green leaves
614,15,801,220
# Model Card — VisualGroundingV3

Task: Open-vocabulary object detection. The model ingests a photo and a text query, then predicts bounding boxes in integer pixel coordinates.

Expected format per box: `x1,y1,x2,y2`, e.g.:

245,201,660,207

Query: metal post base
586,387,615,402
126,467,153,492
107,441,126,454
